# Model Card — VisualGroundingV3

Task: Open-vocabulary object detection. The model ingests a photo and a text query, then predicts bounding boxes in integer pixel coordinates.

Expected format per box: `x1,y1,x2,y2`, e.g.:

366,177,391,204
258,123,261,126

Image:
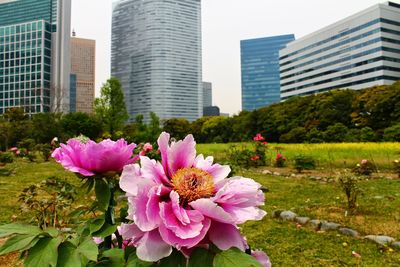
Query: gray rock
320,221,341,231
291,173,296,177
309,219,321,230
280,211,297,221
273,172,281,176
262,170,272,175
295,217,310,225
339,228,359,237
365,235,395,246
271,210,283,218
392,242,400,249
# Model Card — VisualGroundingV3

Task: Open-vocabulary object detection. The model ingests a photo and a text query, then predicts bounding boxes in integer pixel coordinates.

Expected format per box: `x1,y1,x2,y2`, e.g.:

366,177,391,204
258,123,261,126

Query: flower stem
104,180,116,249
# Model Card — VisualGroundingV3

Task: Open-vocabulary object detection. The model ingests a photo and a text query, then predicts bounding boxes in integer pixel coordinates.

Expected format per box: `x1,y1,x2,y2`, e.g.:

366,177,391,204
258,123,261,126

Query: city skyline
70,0,399,115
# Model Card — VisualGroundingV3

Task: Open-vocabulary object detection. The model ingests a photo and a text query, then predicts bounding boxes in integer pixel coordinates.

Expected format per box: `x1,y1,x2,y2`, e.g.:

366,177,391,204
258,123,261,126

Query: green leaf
102,248,125,266
0,234,39,256
188,248,214,267
92,223,117,238
24,237,62,267
159,249,186,267
0,224,42,238
126,252,155,267
213,248,262,267
57,242,81,267
95,179,111,211
89,218,105,234
76,237,98,262
45,228,60,238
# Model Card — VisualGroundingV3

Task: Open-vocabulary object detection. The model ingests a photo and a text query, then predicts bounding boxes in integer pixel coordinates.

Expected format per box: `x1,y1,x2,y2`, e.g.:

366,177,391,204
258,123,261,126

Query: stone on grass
262,170,272,175
295,217,310,225
339,228,359,237
309,219,321,230
280,211,297,221
365,235,394,246
320,221,341,231
272,210,283,218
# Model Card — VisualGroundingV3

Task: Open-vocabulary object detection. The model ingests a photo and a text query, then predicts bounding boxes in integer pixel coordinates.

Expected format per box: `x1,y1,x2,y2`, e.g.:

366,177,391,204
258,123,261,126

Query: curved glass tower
111,0,202,122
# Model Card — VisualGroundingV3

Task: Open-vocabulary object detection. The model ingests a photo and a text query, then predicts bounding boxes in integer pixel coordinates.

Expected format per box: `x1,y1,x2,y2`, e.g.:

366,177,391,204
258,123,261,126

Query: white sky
71,0,399,115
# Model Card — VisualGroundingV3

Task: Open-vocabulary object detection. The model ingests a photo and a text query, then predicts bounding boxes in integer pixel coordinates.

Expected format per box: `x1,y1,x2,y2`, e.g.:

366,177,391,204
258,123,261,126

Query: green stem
104,180,115,249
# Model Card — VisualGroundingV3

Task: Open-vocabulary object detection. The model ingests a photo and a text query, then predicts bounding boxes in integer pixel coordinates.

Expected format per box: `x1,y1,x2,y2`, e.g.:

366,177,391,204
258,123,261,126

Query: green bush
35,143,53,162
293,154,316,173
352,159,376,176
383,124,400,141
0,152,14,164
336,171,363,211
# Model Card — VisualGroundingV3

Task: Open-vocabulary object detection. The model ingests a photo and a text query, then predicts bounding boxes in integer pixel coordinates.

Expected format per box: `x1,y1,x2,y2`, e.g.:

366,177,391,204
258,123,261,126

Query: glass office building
0,0,71,114
111,0,202,123
240,34,295,111
280,2,400,100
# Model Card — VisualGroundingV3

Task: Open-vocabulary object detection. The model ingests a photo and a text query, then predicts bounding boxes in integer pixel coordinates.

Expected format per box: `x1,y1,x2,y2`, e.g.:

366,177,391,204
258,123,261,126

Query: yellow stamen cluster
172,167,214,204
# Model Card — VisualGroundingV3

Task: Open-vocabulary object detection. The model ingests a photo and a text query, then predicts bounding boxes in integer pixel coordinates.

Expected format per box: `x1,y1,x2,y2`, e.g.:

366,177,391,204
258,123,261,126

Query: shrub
35,143,52,162
18,176,77,228
0,152,14,164
293,154,316,173
352,159,376,176
383,124,400,141
336,171,362,211
275,153,286,167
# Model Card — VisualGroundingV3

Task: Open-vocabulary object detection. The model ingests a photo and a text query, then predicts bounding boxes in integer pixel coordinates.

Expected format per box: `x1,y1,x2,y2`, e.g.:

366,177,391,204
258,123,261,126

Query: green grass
197,142,400,170
1,144,400,266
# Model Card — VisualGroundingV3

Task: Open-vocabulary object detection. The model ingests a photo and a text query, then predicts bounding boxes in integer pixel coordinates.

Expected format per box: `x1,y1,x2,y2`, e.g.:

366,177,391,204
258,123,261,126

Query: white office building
111,0,202,123
202,81,212,107
280,1,400,100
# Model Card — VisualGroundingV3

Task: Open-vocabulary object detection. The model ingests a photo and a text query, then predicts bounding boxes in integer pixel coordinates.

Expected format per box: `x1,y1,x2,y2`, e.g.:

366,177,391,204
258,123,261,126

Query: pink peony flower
52,138,138,176
361,159,368,165
251,250,271,267
120,132,266,261
9,147,18,152
253,133,265,141
143,143,153,152
251,155,260,161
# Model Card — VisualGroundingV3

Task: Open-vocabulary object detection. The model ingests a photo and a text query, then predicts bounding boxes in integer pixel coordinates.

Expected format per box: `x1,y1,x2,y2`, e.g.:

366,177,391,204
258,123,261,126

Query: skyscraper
241,34,295,111
202,81,212,107
111,0,202,123
70,36,95,113
0,0,71,114
280,2,400,100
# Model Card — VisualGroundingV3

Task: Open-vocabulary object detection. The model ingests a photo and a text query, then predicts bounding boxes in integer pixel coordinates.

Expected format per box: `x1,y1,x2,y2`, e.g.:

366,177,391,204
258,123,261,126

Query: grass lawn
0,143,400,266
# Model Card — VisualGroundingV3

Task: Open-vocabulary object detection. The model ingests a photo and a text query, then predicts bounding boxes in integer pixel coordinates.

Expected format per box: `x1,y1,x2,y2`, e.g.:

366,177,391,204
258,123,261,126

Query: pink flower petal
208,221,246,251
168,134,196,176
189,198,233,224
252,250,271,267
194,155,231,183
140,156,171,186
136,230,172,262
120,164,143,196
132,184,161,231
158,132,171,176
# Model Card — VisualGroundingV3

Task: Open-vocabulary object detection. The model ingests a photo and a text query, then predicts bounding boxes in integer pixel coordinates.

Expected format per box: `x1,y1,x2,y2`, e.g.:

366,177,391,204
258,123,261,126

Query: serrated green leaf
95,179,111,211
188,248,214,267
57,241,81,267
213,248,262,267
159,249,186,267
92,223,117,238
77,237,98,262
24,237,62,267
0,234,39,256
89,218,105,234
102,248,125,266
0,224,42,238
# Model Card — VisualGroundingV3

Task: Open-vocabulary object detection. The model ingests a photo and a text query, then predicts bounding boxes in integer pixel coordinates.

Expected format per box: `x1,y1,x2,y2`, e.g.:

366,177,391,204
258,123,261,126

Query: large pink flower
52,138,137,176
120,132,266,261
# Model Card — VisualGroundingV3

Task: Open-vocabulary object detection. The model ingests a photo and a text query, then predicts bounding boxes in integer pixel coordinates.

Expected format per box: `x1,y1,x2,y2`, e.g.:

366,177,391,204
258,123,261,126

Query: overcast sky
71,0,398,115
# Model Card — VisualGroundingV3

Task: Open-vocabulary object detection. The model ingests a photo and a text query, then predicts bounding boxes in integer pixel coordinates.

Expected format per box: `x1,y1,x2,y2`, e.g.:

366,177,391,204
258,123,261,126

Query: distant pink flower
52,138,137,176
253,133,265,141
120,132,266,261
251,155,260,161
262,141,268,145
361,159,368,165
143,143,153,152
9,147,18,152
251,250,271,267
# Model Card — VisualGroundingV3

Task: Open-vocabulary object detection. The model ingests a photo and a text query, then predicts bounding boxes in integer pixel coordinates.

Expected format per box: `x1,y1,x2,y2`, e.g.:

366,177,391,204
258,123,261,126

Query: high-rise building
202,81,212,107
70,36,95,113
241,34,295,111
280,1,400,100
0,0,71,114
111,0,202,123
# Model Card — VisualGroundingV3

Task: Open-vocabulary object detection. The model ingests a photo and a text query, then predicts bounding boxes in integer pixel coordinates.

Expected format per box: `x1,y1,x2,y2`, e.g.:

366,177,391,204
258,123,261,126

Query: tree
94,77,129,138
61,112,102,140
31,113,62,144
163,118,191,140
